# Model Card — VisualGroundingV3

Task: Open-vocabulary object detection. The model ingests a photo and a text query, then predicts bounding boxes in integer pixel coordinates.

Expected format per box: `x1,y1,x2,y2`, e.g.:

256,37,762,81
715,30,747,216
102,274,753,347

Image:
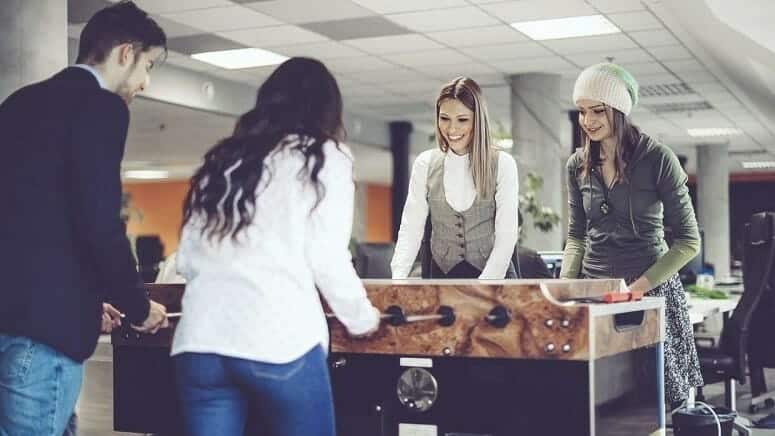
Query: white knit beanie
572,63,639,116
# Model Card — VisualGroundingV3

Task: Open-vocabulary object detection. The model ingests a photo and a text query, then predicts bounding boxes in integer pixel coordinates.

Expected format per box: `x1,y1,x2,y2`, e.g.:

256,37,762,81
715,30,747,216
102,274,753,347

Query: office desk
688,295,740,325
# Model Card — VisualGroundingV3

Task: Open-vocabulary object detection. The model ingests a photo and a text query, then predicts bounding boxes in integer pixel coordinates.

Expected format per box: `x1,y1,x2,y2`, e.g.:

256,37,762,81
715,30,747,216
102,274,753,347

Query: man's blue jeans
174,345,335,436
0,334,83,436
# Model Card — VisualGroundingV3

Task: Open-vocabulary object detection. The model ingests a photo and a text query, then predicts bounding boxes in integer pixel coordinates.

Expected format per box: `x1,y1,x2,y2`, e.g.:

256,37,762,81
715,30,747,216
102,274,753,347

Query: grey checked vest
427,150,498,274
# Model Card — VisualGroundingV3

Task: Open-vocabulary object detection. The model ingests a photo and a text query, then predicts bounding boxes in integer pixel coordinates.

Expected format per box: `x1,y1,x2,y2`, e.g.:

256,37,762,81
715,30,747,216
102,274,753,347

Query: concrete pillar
390,121,412,241
696,144,731,280
352,182,367,242
0,1,67,102
509,73,564,251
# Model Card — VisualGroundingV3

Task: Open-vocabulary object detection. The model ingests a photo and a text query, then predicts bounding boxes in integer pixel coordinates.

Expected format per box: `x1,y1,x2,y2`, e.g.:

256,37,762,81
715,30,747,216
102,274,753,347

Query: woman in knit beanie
560,63,704,407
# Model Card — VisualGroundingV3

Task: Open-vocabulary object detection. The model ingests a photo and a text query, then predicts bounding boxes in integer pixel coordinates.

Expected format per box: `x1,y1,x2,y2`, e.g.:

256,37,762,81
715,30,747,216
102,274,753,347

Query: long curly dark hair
182,57,345,242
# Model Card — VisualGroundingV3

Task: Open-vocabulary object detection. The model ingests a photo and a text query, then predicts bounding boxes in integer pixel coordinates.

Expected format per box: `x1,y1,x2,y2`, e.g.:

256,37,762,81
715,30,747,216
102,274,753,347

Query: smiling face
577,98,614,143
437,98,474,155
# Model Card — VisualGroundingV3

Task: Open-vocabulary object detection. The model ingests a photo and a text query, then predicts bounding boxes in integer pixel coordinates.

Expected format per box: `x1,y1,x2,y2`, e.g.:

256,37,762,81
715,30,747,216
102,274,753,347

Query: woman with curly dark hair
171,57,379,436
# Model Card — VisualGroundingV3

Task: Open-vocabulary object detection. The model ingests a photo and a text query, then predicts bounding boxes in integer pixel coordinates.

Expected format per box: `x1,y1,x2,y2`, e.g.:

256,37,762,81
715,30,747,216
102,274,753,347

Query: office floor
76,341,775,436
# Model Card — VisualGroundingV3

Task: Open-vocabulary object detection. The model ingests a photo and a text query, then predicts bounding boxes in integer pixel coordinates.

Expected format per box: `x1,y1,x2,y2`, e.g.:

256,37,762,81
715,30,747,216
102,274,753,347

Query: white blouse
391,149,519,279
172,138,378,364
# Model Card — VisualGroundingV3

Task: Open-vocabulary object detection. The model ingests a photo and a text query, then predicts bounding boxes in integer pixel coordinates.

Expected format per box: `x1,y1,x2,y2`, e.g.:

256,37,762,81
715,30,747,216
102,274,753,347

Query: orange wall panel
123,181,189,256
123,181,394,254
365,184,392,243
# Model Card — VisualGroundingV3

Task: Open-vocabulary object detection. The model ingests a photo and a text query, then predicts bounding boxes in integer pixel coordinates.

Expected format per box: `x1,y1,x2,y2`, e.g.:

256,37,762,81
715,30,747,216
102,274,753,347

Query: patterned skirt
643,273,704,403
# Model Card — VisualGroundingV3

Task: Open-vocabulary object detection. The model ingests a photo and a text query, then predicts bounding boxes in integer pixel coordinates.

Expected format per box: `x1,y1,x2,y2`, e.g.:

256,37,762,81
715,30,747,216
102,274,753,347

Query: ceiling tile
242,0,374,23
663,59,707,73
219,25,328,47
712,100,745,111
387,7,500,33
423,63,501,82
619,61,668,75
167,34,246,55
566,48,654,66
586,0,645,13
112,0,233,14
383,48,473,68
628,29,681,47
351,0,468,14
349,68,433,85
479,0,596,23
380,79,446,94
543,34,637,54
606,11,663,32
343,34,444,54
165,51,219,71
678,70,718,84
325,56,397,73
300,16,411,40
459,42,554,62
466,0,515,3
273,41,366,59
647,45,694,61
427,25,529,47
151,16,206,38
633,72,681,86
691,81,727,94
490,56,576,74
162,6,280,32
68,0,110,23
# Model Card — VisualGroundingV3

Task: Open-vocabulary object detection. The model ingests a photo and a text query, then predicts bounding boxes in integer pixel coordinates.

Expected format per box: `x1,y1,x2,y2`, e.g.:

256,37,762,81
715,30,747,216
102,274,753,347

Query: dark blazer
0,67,150,362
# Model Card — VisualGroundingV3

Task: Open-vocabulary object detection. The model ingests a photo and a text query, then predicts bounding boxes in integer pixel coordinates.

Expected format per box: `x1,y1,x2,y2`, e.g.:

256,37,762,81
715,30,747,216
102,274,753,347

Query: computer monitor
538,251,565,278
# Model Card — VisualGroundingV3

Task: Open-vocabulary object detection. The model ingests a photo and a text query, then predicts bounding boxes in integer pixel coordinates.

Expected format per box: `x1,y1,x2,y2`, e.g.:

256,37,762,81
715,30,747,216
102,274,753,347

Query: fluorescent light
495,138,514,149
124,170,170,180
687,127,743,137
742,161,775,169
191,48,288,70
510,15,620,41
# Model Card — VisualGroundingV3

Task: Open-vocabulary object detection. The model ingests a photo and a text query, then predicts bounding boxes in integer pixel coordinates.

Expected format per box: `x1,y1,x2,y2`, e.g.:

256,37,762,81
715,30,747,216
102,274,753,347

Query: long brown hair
435,77,496,198
182,57,344,242
578,105,641,182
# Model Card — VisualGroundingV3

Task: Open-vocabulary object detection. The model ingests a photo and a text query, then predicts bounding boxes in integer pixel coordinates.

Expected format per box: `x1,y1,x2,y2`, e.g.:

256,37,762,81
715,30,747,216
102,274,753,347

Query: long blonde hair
435,77,496,198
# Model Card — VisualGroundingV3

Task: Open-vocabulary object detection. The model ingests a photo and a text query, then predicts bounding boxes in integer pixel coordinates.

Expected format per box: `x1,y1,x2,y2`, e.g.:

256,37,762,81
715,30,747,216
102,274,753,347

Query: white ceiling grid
72,0,772,169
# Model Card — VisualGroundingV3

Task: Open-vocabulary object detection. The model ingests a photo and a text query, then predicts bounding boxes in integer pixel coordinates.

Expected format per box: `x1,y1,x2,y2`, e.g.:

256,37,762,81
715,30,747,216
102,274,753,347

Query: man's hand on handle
131,300,169,334
101,303,122,333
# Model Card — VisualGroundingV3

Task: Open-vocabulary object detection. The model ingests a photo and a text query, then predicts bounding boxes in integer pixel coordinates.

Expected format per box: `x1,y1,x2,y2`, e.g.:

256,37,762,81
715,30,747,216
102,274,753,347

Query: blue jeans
174,345,335,436
0,334,83,436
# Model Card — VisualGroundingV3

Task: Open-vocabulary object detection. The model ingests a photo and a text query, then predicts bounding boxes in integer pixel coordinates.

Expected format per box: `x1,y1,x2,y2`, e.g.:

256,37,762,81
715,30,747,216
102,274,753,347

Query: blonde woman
391,77,519,279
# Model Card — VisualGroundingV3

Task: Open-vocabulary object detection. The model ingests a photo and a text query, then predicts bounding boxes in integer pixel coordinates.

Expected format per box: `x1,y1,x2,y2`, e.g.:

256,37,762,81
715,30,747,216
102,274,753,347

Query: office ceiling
66,0,775,178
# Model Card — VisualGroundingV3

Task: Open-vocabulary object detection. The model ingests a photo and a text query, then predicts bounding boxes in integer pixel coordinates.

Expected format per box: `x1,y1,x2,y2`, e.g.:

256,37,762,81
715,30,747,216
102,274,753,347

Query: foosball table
112,279,665,436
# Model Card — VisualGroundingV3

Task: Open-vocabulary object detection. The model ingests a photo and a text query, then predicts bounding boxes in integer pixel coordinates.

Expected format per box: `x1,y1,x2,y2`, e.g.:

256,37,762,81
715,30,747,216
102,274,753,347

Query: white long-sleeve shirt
172,138,378,363
391,149,519,279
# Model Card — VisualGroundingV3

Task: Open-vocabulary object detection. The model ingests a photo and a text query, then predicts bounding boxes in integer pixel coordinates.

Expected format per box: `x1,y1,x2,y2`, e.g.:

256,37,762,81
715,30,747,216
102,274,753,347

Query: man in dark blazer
0,2,169,434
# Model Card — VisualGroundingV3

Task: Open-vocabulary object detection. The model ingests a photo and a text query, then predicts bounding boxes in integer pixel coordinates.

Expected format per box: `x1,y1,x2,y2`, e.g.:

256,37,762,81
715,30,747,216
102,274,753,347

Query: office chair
745,212,775,414
694,213,774,412
353,242,395,279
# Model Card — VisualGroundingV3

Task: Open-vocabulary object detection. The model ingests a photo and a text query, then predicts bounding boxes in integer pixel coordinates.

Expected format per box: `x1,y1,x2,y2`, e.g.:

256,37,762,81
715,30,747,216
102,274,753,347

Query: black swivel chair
353,242,395,279
745,212,775,413
695,212,775,411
